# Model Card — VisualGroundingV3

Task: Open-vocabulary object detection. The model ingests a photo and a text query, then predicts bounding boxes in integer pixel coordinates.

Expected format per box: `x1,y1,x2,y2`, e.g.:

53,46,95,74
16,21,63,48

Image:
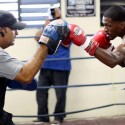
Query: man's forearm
15,45,48,83
94,47,124,68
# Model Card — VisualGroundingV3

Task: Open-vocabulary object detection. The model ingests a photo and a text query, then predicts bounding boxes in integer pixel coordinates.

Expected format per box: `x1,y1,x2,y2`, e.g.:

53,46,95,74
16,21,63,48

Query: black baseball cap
0,10,26,30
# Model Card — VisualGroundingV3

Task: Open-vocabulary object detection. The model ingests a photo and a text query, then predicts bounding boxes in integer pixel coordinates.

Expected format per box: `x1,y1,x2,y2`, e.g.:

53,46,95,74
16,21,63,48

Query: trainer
0,10,69,125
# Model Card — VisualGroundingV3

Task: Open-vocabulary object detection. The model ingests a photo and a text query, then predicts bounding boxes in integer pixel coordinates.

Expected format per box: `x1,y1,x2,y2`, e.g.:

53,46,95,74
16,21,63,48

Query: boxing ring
6,35,125,125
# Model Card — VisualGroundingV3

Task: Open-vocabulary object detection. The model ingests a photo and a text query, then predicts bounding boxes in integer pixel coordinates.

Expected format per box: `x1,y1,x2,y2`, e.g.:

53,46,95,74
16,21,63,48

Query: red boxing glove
62,24,87,46
66,24,97,56
81,30,114,56
69,24,87,46
62,24,97,56
92,30,114,51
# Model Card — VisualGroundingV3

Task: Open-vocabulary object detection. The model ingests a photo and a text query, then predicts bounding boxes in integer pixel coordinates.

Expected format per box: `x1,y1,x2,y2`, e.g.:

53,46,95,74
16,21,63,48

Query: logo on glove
74,26,83,36
39,36,49,44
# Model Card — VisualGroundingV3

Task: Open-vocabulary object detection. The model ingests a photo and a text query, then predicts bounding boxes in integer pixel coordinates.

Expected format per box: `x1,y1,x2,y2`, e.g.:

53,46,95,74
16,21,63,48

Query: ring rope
13,103,125,118
15,34,93,39
7,81,125,91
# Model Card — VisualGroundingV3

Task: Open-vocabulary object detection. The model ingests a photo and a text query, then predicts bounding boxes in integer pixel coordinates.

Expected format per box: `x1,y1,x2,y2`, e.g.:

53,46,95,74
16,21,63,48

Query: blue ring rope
13,103,125,118
37,82,125,89
15,34,93,39
7,81,125,91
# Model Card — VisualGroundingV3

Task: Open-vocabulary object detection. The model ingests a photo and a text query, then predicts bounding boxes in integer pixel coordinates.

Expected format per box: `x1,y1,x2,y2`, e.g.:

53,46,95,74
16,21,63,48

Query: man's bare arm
95,46,125,68
14,45,48,83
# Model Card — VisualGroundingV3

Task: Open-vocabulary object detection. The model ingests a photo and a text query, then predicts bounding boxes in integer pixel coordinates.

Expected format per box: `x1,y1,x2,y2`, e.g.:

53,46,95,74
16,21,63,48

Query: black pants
0,78,15,125
0,111,15,125
36,69,70,122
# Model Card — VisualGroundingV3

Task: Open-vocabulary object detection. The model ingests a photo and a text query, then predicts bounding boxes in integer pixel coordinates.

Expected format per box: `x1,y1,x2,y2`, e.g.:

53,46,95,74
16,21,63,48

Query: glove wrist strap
85,40,99,56
80,37,91,49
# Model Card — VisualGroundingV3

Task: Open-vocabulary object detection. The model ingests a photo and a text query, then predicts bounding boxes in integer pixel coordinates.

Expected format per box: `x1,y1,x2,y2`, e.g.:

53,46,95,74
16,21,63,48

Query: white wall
4,0,125,122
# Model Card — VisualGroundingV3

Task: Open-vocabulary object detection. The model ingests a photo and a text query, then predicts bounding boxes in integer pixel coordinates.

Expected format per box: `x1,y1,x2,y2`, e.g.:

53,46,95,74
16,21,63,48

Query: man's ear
0,27,4,37
120,21,125,27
